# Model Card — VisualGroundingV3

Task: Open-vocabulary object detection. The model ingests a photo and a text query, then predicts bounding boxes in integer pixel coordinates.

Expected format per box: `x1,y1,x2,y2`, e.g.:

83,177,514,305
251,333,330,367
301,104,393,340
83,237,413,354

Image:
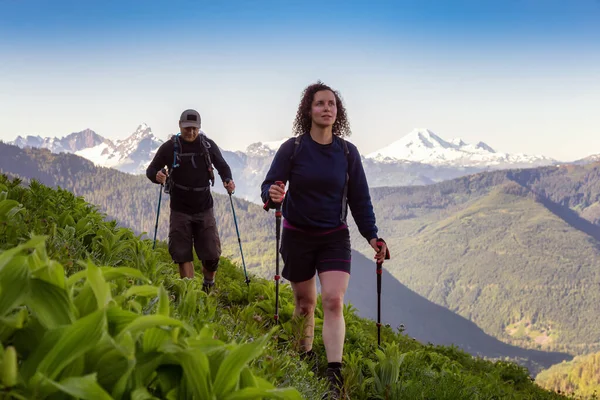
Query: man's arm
146,141,171,184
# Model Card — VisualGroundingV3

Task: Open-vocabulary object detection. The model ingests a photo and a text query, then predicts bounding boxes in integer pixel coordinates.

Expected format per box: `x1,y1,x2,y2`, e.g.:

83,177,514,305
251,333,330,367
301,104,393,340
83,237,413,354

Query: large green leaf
187,326,225,356
132,387,161,400
73,285,100,318
68,266,147,288
29,259,66,289
0,307,28,342
133,352,167,387
26,278,75,329
58,355,85,383
111,357,136,400
44,373,113,400
155,366,181,397
0,255,30,317
238,367,257,390
88,344,131,391
23,308,106,382
157,284,170,317
213,334,270,396
187,338,227,356
111,331,136,400
124,285,159,299
2,345,18,388
20,326,67,380
106,307,139,336
117,315,185,341
142,327,171,353
175,349,212,399
86,261,111,308
222,387,304,400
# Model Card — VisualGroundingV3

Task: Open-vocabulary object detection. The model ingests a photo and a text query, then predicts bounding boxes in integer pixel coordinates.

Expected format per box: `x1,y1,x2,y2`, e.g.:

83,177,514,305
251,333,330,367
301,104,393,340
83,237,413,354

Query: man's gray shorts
168,208,221,270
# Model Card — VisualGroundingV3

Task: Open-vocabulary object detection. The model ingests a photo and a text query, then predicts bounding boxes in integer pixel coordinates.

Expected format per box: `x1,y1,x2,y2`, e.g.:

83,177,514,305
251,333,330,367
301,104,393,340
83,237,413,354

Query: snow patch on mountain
367,128,556,168
74,143,119,167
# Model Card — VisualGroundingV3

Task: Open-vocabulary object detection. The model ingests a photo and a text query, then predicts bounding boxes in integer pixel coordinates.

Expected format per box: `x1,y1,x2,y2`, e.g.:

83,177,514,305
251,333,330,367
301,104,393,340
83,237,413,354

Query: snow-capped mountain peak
118,123,156,145
410,128,453,150
367,128,459,162
367,128,554,168
246,137,290,157
10,129,106,154
12,135,45,148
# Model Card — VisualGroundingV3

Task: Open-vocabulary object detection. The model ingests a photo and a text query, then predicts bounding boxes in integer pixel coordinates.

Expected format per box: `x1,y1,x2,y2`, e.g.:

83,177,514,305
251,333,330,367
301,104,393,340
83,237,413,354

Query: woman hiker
261,81,389,399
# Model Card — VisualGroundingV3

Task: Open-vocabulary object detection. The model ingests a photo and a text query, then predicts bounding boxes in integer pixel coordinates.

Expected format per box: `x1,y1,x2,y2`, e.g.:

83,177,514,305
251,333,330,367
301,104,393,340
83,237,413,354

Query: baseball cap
179,109,201,129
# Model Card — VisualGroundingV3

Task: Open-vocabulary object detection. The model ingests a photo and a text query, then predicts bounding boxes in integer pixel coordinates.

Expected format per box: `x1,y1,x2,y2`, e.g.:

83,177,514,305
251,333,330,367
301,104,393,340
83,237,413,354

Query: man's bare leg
178,262,194,278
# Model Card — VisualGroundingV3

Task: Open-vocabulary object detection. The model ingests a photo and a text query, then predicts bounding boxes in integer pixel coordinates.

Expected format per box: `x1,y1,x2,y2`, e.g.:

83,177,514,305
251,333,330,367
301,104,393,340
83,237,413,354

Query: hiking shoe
202,281,214,293
323,367,344,400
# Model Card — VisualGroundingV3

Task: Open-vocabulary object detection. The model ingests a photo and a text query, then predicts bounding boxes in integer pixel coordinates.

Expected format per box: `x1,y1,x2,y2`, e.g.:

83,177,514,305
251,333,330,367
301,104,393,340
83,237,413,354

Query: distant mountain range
8,125,598,203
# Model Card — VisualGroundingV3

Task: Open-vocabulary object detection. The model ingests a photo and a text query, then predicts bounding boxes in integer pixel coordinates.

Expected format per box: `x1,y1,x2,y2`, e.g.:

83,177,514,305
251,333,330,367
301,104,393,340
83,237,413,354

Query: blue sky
1,0,599,161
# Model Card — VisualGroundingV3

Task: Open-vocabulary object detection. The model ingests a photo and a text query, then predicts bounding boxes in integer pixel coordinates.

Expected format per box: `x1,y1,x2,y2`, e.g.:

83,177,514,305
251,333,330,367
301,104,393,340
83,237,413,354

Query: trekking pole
153,184,163,250
263,180,285,325
228,191,250,287
375,239,391,347
274,200,282,324
376,259,382,346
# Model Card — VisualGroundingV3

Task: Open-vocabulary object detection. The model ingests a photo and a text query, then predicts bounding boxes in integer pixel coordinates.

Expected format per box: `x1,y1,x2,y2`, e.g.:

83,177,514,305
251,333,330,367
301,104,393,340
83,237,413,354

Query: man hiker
146,109,235,291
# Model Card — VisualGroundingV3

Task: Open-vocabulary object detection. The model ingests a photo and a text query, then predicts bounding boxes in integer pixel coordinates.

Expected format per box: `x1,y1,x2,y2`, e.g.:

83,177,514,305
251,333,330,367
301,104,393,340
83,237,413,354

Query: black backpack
166,133,215,193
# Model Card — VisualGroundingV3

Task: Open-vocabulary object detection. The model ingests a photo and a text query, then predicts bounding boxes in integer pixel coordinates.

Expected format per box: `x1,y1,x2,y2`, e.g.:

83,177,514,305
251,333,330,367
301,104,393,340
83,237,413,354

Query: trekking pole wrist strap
263,198,281,211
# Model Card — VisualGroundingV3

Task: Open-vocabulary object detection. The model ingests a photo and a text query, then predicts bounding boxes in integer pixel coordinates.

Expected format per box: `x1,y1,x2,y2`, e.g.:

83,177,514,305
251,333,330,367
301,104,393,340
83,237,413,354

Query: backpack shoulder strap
340,136,350,224
290,134,303,162
199,133,215,186
341,136,349,156
171,134,181,169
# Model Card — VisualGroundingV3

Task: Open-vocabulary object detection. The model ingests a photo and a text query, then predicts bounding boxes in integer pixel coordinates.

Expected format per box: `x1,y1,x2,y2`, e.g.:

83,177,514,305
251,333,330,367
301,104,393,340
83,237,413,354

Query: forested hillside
349,165,600,357
536,351,600,399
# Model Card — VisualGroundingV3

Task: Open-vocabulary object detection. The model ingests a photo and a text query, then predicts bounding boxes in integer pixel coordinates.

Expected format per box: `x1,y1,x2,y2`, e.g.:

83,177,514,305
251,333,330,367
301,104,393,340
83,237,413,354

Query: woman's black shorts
279,222,351,283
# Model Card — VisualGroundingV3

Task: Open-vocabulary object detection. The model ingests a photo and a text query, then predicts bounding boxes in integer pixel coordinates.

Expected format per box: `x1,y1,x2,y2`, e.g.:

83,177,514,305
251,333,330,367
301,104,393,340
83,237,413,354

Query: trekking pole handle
274,181,284,210
263,181,286,211
376,238,391,261
224,178,234,195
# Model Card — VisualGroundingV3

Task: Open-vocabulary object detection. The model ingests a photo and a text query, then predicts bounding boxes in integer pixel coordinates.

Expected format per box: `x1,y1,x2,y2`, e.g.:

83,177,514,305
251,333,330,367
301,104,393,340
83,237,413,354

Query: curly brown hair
292,81,351,137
